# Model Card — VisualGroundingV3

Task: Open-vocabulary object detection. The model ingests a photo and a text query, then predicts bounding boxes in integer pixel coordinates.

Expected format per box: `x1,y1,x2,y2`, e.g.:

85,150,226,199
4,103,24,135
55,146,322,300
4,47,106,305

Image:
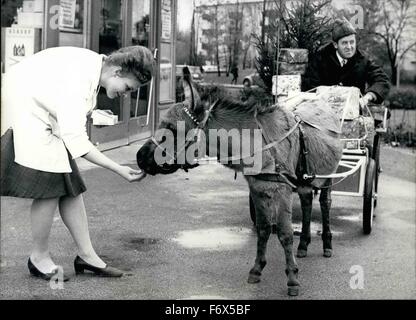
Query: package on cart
278,48,309,64
341,117,375,141
316,86,361,120
278,62,307,75
272,75,301,96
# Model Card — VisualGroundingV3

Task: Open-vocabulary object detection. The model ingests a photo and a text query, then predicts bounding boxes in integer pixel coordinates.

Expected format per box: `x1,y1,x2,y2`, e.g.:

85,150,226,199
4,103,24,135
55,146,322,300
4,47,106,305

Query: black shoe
28,258,70,282
74,256,123,277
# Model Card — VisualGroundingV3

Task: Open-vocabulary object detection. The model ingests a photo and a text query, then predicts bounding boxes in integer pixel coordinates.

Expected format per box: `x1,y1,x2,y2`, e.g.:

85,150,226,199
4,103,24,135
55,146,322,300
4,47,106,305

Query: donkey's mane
197,83,276,120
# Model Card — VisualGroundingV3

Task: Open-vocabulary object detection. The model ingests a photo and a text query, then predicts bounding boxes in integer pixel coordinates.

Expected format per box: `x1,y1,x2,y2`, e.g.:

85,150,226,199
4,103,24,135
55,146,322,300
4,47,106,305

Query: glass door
127,0,154,143
89,0,129,150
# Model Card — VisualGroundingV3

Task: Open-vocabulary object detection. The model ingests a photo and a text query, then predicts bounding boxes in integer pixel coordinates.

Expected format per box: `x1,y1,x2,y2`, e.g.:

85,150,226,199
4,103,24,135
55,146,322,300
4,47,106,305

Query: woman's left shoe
74,256,124,277
28,258,70,282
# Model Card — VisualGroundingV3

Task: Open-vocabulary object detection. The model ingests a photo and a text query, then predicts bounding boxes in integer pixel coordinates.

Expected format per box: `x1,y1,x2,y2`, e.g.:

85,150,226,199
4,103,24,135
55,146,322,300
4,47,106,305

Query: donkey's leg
297,187,313,258
247,182,273,284
320,180,333,258
276,184,300,296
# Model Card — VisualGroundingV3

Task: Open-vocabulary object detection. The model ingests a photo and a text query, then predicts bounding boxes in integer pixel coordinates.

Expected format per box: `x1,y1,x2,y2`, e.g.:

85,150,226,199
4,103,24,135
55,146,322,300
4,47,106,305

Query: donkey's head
136,66,212,175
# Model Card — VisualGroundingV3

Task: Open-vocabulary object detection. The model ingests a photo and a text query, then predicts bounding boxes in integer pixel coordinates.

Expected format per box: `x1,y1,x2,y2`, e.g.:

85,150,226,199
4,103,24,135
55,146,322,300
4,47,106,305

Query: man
231,64,239,85
302,18,390,108
297,18,390,259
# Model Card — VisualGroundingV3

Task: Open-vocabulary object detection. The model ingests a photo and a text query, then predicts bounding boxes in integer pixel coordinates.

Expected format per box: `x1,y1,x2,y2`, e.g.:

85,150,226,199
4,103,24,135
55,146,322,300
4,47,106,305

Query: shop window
59,0,85,47
99,0,122,55
130,0,150,119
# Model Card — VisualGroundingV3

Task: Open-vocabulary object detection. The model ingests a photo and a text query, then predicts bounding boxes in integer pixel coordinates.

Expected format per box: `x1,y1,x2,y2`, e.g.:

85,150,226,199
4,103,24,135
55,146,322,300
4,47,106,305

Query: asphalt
0,143,415,300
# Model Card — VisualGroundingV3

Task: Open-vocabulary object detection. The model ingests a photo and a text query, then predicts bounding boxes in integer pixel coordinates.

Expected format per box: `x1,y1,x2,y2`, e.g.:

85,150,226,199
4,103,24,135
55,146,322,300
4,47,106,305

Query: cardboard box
278,62,307,75
279,48,309,64
91,110,118,126
272,75,301,97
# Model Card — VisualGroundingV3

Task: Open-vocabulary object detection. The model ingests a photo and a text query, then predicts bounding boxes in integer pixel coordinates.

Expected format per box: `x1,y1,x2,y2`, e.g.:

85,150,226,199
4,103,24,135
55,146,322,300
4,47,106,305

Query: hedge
385,87,416,110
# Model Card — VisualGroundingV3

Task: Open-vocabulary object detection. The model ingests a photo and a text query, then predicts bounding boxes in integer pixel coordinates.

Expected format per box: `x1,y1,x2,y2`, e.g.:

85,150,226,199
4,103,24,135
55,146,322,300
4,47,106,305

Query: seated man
297,18,390,258
302,18,390,108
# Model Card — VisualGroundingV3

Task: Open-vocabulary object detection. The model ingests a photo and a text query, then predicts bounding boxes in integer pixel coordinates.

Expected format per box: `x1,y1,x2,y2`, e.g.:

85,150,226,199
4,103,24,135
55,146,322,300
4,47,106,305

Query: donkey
136,76,342,296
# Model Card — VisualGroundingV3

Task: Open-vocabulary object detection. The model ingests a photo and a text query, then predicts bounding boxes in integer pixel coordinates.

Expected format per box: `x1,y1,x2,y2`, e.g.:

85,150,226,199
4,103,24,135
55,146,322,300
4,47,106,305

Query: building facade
194,0,266,70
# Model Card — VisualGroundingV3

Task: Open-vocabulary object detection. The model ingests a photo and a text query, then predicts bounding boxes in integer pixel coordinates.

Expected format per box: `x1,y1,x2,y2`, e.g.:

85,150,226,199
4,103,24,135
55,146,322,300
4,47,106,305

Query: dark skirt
1,129,87,199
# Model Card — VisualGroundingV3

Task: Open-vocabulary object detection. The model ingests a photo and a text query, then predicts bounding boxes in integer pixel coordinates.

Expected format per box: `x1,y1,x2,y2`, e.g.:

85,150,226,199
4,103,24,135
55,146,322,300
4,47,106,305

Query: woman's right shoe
74,256,124,277
28,258,69,282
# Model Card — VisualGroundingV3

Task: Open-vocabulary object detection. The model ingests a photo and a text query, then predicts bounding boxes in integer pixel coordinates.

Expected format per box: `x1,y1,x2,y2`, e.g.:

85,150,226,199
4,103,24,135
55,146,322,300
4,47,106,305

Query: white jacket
1,47,104,173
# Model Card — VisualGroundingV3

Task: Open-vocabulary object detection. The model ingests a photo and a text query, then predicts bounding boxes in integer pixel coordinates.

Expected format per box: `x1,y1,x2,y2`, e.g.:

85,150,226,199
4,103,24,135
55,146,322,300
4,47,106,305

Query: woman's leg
58,194,105,268
30,198,59,273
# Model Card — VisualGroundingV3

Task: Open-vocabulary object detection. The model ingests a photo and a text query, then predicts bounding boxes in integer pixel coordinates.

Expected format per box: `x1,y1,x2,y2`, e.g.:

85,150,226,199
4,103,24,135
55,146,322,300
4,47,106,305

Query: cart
249,86,390,235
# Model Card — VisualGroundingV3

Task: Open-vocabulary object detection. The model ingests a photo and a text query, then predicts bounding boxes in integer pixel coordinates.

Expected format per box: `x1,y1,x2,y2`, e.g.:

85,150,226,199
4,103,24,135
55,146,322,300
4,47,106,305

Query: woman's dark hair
107,46,155,84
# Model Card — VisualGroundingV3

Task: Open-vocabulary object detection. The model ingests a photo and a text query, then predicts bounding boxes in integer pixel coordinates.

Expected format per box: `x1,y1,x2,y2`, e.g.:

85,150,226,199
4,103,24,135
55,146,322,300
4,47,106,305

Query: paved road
0,144,415,300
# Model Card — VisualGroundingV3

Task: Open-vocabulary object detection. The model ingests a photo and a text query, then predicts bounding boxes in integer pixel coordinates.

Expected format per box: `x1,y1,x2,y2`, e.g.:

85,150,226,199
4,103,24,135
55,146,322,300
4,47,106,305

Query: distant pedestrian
231,65,239,84
1,45,153,281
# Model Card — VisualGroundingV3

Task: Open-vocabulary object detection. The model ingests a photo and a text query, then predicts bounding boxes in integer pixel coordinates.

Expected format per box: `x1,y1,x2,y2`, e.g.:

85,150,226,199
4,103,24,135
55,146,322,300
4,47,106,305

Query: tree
176,30,192,64
367,0,416,86
190,1,197,65
253,0,332,93
198,3,224,76
273,0,332,54
1,0,23,27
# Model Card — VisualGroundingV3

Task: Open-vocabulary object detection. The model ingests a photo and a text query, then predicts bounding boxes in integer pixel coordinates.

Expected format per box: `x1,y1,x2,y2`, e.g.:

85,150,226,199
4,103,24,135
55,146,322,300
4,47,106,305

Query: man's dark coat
302,43,391,103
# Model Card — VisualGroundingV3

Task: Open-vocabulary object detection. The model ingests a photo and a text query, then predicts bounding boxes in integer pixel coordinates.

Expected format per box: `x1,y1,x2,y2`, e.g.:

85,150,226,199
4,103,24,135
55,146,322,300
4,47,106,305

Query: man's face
334,34,356,59
105,68,141,99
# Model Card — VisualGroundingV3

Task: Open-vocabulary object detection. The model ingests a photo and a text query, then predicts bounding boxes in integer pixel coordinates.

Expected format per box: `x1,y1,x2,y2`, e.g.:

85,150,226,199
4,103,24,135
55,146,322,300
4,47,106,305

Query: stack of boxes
278,48,309,76
16,0,45,28
272,48,308,100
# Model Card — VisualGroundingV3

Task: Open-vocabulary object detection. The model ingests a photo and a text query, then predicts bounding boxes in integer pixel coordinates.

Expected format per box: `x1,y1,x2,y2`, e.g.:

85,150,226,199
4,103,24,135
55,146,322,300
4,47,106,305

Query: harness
152,100,340,187
150,100,217,169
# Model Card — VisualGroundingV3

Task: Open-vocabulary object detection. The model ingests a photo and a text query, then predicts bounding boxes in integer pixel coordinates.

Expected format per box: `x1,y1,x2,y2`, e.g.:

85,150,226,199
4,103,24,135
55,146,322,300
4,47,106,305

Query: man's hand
117,166,147,182
359,92,376,109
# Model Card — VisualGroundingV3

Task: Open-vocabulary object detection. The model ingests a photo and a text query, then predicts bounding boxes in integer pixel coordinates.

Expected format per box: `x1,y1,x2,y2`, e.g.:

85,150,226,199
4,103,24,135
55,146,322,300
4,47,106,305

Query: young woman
1,45,154,280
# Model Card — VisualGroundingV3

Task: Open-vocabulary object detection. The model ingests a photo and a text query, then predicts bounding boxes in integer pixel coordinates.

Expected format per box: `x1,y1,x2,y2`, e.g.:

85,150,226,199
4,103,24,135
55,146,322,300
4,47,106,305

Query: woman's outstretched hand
117,166,147,182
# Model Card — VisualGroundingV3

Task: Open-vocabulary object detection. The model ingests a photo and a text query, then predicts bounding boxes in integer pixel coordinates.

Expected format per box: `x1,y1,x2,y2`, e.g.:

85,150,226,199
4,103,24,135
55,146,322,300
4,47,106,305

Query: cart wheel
249,192,256,226
363,159,376,235
372,135,381,208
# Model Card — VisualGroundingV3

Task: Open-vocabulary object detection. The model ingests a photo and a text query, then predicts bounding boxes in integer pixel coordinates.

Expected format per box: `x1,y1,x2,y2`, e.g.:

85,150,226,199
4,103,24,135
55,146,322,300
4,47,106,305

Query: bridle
150,81,218,167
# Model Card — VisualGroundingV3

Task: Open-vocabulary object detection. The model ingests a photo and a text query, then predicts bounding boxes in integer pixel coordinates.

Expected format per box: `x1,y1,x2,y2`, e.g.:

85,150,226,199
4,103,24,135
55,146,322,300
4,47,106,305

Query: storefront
1,0,177,150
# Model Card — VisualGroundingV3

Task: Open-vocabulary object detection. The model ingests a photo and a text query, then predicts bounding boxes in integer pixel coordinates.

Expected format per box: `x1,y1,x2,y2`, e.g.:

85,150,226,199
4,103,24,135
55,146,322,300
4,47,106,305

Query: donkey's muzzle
136,140,181,175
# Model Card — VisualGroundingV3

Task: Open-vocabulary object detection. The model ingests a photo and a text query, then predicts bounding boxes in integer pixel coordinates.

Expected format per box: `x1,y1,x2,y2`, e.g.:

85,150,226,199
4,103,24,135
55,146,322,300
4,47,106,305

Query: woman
1,45,154,280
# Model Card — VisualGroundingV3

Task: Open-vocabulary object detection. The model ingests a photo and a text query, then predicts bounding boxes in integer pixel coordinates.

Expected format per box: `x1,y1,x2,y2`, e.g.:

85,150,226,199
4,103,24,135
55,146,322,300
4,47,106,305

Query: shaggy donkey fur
136,80,343,296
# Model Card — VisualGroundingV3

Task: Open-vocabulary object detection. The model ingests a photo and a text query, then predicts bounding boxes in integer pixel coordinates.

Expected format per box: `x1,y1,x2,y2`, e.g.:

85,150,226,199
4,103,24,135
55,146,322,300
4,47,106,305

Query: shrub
385,86,416,110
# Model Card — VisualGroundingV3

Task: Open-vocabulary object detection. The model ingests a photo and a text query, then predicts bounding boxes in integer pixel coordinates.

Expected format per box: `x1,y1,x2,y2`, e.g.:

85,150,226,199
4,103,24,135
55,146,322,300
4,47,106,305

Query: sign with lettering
161,0,172,41
4,27,41,72
59,0,77,28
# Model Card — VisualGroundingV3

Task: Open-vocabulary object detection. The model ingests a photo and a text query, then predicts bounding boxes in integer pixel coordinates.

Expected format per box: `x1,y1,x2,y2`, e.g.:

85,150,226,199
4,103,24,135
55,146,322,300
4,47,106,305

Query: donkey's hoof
297,249,307,258
323,249,332,258
248,273,261,284
287,286,299,297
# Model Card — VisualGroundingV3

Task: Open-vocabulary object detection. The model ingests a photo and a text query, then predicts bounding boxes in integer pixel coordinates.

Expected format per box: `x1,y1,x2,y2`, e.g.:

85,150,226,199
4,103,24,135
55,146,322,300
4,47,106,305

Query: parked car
202,65,227,73
243,71,262,87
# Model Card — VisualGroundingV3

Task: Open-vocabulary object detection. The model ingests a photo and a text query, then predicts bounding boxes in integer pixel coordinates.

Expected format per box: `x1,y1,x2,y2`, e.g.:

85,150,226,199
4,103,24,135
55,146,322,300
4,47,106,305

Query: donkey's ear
183,66,191,82
190,82,203,114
